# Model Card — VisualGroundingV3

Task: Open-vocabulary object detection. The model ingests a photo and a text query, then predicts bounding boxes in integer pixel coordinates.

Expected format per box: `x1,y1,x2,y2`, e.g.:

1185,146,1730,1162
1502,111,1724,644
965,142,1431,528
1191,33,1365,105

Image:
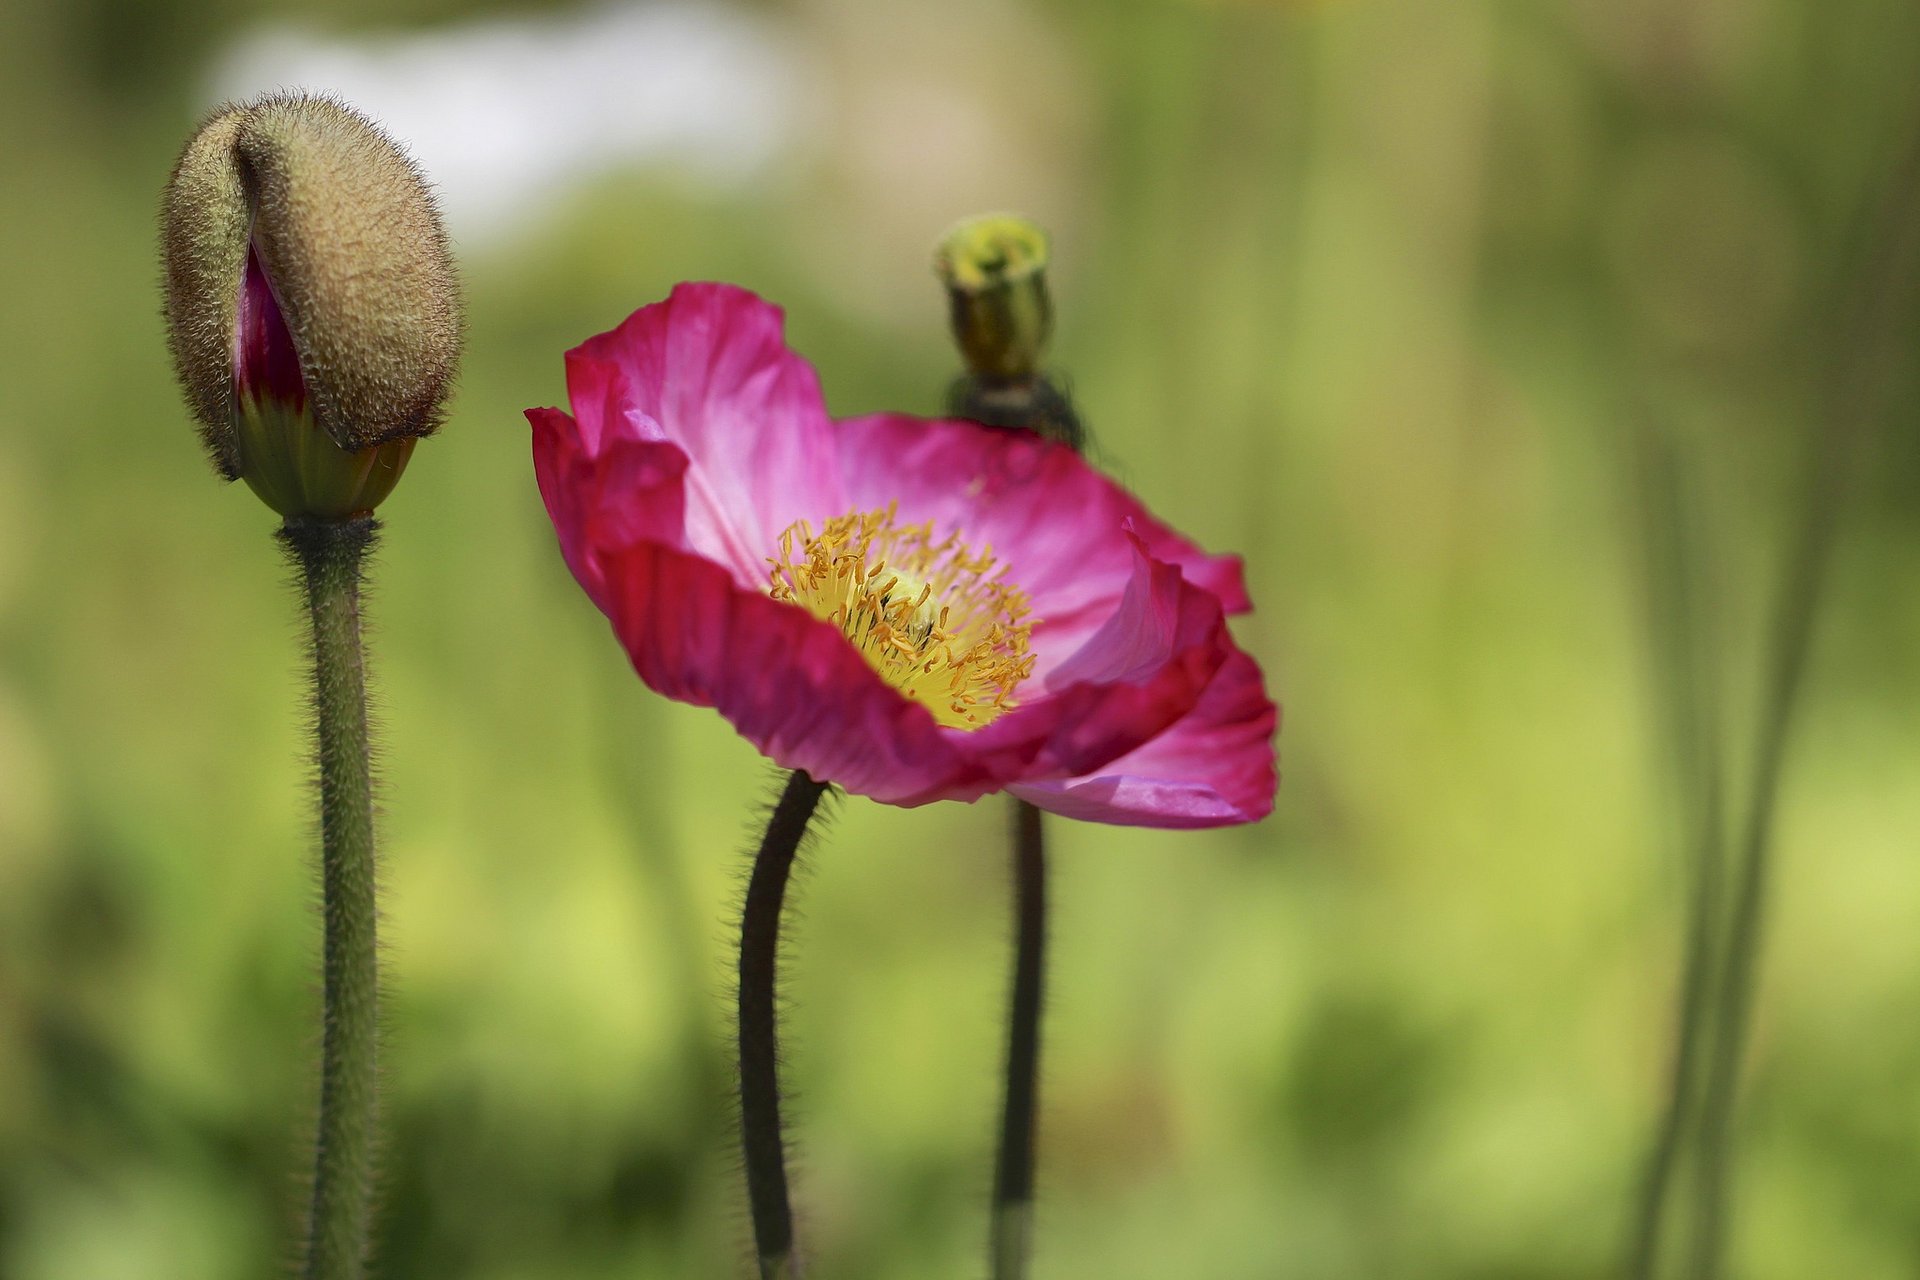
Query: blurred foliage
1,0,1919,1277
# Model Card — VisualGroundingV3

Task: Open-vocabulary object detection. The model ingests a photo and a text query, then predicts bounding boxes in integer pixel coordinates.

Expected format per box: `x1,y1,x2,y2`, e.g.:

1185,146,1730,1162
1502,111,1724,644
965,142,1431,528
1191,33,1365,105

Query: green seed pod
160,94,461,518
934,214,1054,383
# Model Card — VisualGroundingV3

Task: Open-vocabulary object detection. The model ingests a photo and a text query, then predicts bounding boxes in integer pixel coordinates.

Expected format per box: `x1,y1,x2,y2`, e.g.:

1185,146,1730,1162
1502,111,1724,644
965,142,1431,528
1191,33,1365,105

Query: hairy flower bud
161,94,461,517
934,214,1054,383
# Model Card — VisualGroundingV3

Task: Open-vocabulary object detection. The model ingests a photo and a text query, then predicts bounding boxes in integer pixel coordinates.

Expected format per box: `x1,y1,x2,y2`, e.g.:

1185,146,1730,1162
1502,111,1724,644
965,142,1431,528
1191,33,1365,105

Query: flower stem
739,769,829,1279
1628,773,1725,1280
1624,418,1727,1280
1688,118,1920,1280
280,516,381,1280
992,799,1049,1280
955,368,1076,1280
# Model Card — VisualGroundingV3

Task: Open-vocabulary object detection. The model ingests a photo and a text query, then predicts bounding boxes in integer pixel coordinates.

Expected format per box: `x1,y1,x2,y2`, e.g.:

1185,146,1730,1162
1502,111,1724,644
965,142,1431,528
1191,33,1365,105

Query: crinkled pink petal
529,405,689,614
582,528,1237,806
1044,527,1207,686
1010,650,1278,828
588,535,994,803
563,283,844,586
954,531,1234,785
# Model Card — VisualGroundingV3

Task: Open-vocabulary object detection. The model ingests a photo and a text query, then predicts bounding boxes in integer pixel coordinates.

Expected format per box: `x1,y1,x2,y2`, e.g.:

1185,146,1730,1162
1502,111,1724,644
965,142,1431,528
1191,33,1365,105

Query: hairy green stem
739,770,829,1279
992,799,1049,1280
281,516,381,1280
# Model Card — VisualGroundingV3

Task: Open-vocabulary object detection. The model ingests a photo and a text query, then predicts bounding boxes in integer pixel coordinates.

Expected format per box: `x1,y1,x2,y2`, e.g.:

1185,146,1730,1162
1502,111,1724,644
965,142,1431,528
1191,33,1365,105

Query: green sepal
236,393,414,520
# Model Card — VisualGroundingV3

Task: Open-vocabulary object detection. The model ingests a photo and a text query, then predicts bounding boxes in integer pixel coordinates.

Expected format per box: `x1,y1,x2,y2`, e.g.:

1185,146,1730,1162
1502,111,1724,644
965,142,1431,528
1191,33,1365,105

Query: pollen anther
768,504,1037,729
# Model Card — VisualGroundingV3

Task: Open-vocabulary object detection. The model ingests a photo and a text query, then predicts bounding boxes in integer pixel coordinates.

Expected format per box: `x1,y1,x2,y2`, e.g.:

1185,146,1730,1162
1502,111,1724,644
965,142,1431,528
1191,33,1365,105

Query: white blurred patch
207,2,813,244
207,0,1089,325
763,0,1090,324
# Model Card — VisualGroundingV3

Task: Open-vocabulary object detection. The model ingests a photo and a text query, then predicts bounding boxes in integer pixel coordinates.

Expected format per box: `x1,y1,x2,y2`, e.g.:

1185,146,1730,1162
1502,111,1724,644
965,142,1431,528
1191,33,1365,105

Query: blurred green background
3,0,1919,1276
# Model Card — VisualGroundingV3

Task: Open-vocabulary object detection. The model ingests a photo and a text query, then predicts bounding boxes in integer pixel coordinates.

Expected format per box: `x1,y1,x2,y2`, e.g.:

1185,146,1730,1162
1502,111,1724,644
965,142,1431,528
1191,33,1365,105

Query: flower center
768,505,1036,729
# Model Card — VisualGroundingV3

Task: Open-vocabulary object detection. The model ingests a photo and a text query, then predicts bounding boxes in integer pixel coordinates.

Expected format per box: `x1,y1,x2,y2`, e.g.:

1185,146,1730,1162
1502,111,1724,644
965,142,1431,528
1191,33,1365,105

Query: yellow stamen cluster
768,505,1037,729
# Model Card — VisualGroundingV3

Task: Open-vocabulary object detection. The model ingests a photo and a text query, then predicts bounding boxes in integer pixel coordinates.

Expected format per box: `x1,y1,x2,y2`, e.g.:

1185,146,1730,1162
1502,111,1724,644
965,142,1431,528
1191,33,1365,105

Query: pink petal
563,283,844,586
583,527,1239,810
529,405,690,614
235,242,307,410
833,414,1249,674
964,531,1236,785
590,535,1006,804
1010,649,1278,828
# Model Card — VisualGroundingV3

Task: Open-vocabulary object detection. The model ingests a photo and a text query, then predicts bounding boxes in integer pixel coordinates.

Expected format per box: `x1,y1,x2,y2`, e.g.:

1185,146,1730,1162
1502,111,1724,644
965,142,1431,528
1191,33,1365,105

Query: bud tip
934,213,1050,294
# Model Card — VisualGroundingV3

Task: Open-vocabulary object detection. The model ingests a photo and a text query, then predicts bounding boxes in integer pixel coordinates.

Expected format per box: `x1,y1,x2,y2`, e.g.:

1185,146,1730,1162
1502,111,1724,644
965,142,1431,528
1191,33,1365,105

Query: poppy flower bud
161,94,461,518
934,213,1053,383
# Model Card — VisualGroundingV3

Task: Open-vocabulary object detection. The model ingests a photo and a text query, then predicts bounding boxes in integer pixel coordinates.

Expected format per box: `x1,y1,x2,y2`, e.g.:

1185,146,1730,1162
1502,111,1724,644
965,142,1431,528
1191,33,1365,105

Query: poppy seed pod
161,94,461,518
934,214,1053,384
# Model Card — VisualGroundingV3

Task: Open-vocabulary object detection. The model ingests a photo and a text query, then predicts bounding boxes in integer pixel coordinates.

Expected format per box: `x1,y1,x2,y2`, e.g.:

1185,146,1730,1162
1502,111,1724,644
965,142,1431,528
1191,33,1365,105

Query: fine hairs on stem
1687,114,1920,1280
738,770,832,1279
279,515,382,1280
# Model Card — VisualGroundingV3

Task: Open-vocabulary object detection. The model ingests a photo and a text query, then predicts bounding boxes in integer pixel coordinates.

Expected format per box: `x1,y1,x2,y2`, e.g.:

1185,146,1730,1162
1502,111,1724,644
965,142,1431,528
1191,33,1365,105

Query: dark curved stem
739,770,829,1279
992,799,1048,1280
281,516,380,1280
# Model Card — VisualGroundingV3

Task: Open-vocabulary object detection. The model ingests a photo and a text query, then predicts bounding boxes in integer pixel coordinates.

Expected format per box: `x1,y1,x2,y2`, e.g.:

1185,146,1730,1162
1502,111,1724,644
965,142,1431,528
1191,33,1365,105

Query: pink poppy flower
528,283,1276,827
